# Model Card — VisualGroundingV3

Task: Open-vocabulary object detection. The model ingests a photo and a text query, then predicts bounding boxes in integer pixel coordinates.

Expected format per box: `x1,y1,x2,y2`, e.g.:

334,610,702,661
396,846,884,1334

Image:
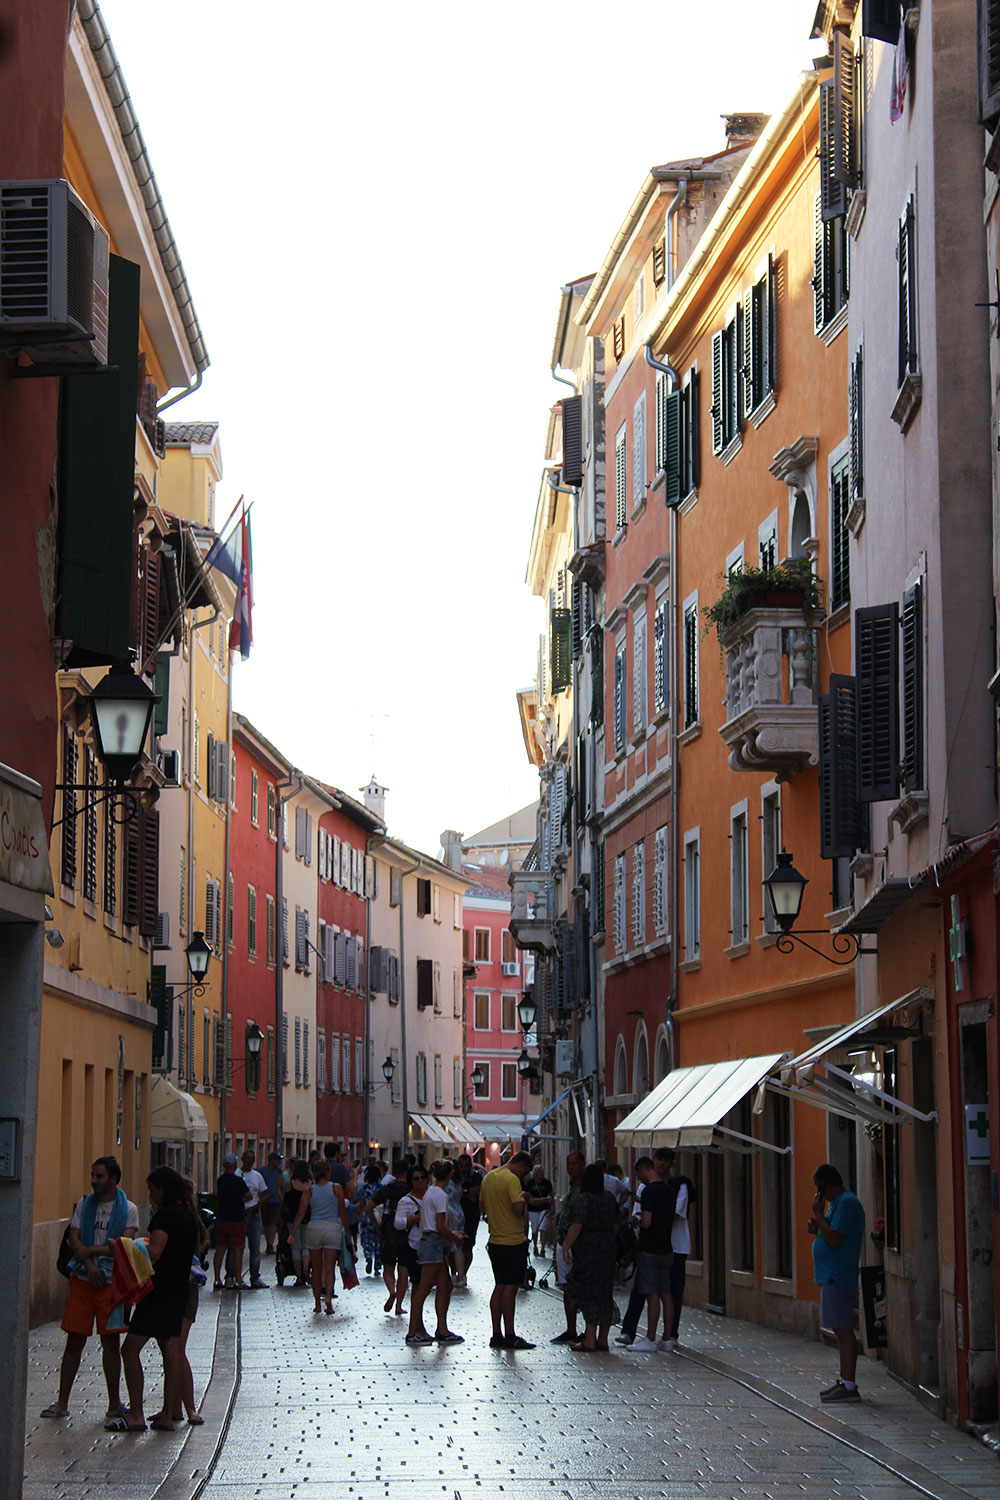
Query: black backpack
56,1224,74,1278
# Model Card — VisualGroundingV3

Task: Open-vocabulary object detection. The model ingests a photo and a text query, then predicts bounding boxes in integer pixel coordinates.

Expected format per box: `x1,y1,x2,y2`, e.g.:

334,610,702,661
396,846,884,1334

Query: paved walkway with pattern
22,1254,1000,1500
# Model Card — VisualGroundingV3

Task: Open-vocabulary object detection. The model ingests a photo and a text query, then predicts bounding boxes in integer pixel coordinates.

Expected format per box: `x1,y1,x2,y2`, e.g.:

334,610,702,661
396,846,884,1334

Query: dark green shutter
862,0,902,44
153,654,170,737
901,581,923,792
820,78,848,221
763,256,775,398
711,329,724,454
898,197,916,386
139,806,159,938
980,0,1000,126
832,31,858,192
742,286,756,416
856,603,900,801
684,369,700,493
149,965,173,1071
551,607,572,692
849,347,863,501
664,388,682,505
614,646,625,748
122,807,140,926
813,194,827,333
819,675,864,859
561,395,583,486
57,255,141,667
591,627,604,728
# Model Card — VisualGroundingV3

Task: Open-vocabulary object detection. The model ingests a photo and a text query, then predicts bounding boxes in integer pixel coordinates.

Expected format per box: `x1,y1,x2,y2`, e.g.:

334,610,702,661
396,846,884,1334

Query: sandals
570,1341,598,1353
40,1403,67,1418
104,1415,147,1432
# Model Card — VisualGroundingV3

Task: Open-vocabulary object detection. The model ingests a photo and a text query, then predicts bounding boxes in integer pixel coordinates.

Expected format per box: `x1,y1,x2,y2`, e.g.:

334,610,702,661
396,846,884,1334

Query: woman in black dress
106,1165,199,1432
561,1163,620,1352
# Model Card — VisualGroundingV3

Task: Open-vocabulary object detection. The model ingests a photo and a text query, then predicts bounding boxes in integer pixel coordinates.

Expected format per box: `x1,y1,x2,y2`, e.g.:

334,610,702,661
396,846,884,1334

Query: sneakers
503,1335,535,1350
657,1339,676,1352
250,1280,269,1290
631,1337,659,1351
489,1334,507,1348
435,1331,464,1345
821,1381,861,1403
551,1330,578,1344
614,1333,634,1346
405,1332,434,1346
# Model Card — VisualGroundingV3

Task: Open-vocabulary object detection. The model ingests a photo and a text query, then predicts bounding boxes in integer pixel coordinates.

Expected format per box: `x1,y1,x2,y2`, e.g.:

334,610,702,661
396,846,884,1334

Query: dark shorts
820,1282,855,1331
636,1249,674,1296
215,1220,246,1251
487,1240,528,1287
128,1289,187,1341
261,1203,280,1228
183,1282,199,1323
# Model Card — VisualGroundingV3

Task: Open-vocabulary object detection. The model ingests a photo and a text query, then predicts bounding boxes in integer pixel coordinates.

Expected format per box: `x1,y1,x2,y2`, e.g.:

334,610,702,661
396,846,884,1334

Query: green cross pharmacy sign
965,1105,990,1165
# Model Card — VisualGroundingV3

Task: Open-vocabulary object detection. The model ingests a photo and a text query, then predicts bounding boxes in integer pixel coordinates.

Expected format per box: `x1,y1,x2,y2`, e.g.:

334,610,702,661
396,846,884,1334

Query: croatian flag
203,496,244,585
229,507,253,661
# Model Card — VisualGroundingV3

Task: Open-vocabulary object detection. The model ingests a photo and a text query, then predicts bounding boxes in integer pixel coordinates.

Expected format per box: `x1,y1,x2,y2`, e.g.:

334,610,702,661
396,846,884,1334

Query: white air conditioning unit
501,962,519,976
159,749,180,786
0,180,109,365
153,911,171,950
555,1039,575,1077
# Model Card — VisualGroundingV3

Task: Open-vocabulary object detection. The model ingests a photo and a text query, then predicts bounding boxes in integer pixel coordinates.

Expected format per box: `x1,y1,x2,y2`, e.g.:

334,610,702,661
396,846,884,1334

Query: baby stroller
274,1213,295,1286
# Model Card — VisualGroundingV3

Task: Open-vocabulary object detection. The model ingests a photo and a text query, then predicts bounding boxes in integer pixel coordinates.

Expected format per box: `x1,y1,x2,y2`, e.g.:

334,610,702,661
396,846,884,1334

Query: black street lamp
184,931,212,990
53,662,160,827
517,992,536,1032
381,1055,396,1085
763,850,865,966
516,1048,532,1077
244,1022,265,1058
470,1063,485,1091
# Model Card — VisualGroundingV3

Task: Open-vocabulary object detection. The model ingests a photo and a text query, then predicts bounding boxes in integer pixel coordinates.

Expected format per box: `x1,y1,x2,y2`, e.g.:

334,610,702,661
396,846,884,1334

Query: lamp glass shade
516,1048,532,1076
517,994,537,1031
88,665,158,783
185,930,212,980
245,1023,264,1057
470,1064,485,1089
763,850,808,931
381,1055,396,1083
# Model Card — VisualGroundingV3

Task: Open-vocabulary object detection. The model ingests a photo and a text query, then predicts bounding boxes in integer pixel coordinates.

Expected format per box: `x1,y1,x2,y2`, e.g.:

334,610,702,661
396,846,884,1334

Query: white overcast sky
98,0,822,855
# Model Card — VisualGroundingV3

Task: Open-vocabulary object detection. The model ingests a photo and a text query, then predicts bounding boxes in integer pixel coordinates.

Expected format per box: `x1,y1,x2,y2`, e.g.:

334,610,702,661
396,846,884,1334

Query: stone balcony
718,605,818,778
509,870,557,953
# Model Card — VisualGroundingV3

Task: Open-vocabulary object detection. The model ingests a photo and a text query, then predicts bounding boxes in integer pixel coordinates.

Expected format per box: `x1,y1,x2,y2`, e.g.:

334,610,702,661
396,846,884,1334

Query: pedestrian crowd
40,1141,864,1432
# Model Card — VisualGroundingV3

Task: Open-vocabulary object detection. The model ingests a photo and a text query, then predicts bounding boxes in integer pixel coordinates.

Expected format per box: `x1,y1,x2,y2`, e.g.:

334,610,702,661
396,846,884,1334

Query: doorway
960,1012,996,1423
707,1152,726,1312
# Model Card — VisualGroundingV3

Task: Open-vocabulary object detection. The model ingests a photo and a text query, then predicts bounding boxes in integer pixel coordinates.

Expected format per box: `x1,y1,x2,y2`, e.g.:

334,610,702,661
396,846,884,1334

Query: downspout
664,179,687,293
644,345,681,1074
274,773,304,1152
363,830,387,1152
219,657,233,1155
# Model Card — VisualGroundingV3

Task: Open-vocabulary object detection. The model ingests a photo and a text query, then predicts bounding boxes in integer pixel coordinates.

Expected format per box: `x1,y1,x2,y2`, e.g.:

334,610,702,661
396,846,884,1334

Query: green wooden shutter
898,197,916,385
819,675,864,859
664,388,682,505
56,255,141,667
684,369,700,493
849,347,864,502
122,807,140,926
980,0,1000,125
710,330,724,454
591,627,604,728
833,30,858,193
551,607,572,692
901,581,924,792
742,285,756,415
730,305,743,435
654,369,667,472
819,78,847,221
570,578,582,659
139,805,159,938
813,194,827,333
150,965,172,1071
561,395,583,486
856,603,900,801
763,256,775,398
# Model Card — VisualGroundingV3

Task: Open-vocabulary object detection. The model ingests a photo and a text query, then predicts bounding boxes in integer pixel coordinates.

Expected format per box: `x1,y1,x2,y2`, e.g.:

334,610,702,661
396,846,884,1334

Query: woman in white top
403,1160,464,1347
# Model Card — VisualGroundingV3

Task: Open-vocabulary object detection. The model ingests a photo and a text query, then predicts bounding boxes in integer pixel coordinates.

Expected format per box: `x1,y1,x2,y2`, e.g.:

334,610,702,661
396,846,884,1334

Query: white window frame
473,1060,490,1100
473,991,491,1031
761,781,782,936
500,992,518,1033
682,591,700,730
632,839,646,949
474,927,490,963
758,510,779,571
501,1061,519,1101
683,828,701,961
632,392,646,516
653,590,669,718
632,610,647,734
653,824,668,938
615,423,628,534
726,542,745,579
453,1057,463,1109
614,852,626,956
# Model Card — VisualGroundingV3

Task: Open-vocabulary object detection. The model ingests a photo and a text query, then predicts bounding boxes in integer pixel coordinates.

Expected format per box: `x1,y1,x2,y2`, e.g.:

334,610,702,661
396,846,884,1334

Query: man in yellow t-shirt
479,1151,536,1350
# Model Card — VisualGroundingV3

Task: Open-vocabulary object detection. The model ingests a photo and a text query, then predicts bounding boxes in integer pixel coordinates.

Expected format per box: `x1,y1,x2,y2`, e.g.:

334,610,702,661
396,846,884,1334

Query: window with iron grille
294,1017,302,1085
103,778,116,915
632,614,647,733
830,455,851,611
82,748,98,901
250,768,259,825
653,825,668,937
266,1025,275,1096
613,641,626,750
683,597,699,728
266,894,275,966
631,841,645,948
614,853,626,955
267,782,276,839
61,726,77,889
247,885,257,958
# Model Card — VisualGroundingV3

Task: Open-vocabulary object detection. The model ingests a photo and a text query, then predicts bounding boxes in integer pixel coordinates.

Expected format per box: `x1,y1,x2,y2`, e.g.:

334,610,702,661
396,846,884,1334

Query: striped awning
614,1055,786,1151
409,1113,487,1149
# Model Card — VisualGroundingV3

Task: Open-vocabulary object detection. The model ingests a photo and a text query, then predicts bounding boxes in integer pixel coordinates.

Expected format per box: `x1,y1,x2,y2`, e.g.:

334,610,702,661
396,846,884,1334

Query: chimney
722,112,770,150
439,829,464,872
361,776,387,823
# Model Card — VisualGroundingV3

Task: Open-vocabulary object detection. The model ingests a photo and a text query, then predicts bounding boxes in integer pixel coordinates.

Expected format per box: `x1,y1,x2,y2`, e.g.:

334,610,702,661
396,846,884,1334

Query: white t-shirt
70,1193,139,1241
394,1193,422,1249
420,1183,448,1234
672,1182,691,1255
239,1168,268,1209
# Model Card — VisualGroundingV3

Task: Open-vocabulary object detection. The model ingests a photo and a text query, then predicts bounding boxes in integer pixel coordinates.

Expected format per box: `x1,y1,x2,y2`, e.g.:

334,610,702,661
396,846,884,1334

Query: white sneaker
657,1339,675,1352
631,1337,659,1351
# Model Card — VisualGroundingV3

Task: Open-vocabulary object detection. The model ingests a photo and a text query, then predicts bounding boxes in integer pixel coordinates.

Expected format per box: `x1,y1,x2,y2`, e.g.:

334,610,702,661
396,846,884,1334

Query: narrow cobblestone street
23,1260,1000,1500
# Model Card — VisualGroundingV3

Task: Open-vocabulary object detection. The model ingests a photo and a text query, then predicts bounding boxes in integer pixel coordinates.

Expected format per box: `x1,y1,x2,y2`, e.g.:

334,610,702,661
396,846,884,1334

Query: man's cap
222,1152,238,1167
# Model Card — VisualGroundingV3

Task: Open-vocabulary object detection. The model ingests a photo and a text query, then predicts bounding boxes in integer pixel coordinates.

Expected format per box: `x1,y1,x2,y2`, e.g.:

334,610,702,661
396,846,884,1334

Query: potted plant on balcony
703,557,822,649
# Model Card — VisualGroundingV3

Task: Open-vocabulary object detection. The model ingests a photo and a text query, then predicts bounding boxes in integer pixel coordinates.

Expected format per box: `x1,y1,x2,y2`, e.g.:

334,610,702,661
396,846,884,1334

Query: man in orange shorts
41,1156,139,1419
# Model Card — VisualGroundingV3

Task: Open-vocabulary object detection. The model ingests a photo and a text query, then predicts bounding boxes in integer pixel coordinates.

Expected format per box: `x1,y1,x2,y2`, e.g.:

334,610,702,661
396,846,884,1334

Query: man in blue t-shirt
808,1162,866,1404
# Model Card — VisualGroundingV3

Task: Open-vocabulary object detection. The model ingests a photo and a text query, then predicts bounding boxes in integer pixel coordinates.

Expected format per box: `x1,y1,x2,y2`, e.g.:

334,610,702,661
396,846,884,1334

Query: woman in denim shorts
404,1161,465,1346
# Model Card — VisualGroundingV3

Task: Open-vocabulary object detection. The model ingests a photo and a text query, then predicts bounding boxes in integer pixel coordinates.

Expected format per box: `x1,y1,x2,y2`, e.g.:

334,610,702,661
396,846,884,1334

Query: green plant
703,558,822,646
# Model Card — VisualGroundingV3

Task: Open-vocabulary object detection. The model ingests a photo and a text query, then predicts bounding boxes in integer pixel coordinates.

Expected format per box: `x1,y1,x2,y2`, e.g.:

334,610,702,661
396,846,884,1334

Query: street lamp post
763,850,868,965
53,662,160,826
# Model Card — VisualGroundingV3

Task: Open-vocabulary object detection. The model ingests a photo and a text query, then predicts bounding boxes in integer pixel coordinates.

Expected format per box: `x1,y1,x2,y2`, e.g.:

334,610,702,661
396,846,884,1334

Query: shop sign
0,778,54,897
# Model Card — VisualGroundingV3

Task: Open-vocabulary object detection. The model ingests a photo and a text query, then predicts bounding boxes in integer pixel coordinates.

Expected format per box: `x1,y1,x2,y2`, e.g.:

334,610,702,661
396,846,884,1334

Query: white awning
149,1074,209,1144
615,1055,788,1152
768,988,937,1128
409,1113,452,1144
436,1114,487,1149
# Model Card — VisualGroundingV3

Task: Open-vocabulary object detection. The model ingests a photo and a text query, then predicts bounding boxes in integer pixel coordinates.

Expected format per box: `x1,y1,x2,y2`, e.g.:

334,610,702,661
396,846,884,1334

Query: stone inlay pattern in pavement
23,1256,1000,1500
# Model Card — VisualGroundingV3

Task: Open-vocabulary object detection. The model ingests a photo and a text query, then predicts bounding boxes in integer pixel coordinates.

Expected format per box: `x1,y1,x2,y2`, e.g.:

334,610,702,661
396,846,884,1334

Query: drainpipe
644,345,681,1074
664,180,688,293
363,830,387,1152
219,660,234,1155
186,606,219,1110
274,773,304,1152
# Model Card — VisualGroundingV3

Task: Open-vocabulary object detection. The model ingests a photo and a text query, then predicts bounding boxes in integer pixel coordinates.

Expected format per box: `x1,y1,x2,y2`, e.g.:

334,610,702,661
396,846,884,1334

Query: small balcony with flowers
706,559,822,779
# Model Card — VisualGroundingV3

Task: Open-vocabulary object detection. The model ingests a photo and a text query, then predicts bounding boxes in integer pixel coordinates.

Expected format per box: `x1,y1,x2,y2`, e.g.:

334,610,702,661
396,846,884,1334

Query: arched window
655,1031,670,1084
614,1038,629,1097
635,1032,649,1097
790,489,812,558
